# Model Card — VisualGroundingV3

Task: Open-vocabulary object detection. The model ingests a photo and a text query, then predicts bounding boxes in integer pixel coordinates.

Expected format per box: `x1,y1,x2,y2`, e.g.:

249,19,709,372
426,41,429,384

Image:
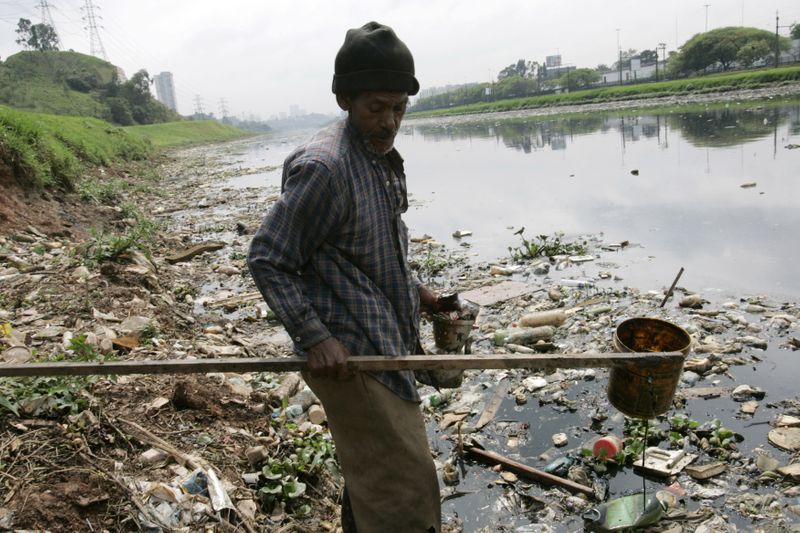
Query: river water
231,101,800,300
400,102,800,301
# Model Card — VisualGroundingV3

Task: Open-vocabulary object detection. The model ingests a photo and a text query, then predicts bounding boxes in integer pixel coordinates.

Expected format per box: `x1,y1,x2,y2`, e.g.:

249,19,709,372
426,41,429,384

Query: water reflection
400,101,800,298
409,103,800,152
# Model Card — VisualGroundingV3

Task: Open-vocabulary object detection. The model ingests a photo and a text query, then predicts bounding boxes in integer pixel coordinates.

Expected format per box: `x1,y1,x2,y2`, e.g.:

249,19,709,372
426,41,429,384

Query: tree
613,48,638,70
107,97,134,125
638,49,658,64
15,18,59,51
122,70,152,106
498,59,530,80
736,39,771,67
670,26,791,74
494,76,537,98
791,22,800,40
557,68,601,90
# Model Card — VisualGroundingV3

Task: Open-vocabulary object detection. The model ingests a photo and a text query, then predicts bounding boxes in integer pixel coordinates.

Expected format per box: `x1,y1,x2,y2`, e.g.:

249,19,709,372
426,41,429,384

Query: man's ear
336,94,351,111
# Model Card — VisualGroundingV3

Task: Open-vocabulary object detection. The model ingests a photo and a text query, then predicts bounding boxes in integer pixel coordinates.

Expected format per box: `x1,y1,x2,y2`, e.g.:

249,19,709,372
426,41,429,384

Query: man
248,22,442,532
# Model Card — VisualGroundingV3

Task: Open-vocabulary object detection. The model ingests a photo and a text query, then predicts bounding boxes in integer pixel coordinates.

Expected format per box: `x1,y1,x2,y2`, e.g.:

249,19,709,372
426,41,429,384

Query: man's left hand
418,285,440,315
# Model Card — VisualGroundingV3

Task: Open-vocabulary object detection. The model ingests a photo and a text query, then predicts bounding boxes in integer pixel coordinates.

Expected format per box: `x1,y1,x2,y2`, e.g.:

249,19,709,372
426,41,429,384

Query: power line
81,0,107,61
193,95,204,115
218,98,229,118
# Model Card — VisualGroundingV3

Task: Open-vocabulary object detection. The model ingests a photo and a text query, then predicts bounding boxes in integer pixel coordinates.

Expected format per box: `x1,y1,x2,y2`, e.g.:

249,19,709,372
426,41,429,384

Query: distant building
541,64,575,81
782,38,800,63
597,59,666,85
153,72,177,112
546,55,562,68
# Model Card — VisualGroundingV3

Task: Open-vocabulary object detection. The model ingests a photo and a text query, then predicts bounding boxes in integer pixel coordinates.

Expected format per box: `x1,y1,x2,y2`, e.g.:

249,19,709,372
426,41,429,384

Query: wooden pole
660,266,685,308
0,352,683,378
466,446,595,498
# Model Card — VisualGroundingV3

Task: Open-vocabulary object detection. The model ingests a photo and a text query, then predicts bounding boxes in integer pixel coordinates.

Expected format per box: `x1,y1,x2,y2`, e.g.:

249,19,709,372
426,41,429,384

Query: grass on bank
0,106,251,189
125,120,252,148
0,104,150,189
409,65,800,118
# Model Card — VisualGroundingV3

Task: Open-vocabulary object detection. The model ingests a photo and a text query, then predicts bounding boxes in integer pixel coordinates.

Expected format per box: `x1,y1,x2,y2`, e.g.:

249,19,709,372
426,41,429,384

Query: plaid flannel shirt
247,118,421,402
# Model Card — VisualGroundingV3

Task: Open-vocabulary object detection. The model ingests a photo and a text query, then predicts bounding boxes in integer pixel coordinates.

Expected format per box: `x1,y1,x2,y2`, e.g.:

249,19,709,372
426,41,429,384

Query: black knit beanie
332,22,419,96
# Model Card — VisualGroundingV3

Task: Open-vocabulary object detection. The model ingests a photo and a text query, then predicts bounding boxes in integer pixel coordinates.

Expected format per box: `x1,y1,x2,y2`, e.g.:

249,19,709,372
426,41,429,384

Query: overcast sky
2,0,799,119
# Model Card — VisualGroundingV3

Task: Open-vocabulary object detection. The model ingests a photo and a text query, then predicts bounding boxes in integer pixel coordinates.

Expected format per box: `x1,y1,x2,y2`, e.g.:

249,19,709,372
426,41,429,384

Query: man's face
339,91,408,155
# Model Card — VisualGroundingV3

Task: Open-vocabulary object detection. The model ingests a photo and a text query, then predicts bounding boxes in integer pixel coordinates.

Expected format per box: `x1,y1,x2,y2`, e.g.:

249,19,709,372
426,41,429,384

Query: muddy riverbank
1,124,799,532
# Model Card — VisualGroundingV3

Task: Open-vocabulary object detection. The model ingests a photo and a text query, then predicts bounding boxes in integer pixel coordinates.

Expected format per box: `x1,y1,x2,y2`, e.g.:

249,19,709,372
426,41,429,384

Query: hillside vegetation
0,51,179,125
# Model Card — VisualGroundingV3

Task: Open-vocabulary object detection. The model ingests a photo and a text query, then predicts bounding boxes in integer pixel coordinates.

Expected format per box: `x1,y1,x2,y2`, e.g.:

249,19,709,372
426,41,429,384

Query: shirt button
371,159,377,165
385,180,390,187
295,336,301,341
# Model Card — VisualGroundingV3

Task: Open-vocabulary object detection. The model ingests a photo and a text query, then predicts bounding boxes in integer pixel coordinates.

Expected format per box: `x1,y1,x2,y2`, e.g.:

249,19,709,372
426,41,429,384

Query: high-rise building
153,72,177,112
546,55,562,68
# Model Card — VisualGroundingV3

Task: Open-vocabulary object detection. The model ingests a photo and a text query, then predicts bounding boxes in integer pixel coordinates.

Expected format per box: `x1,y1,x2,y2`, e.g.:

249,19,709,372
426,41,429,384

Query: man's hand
418,285,440,315
306,337,351,380
419,285,460,316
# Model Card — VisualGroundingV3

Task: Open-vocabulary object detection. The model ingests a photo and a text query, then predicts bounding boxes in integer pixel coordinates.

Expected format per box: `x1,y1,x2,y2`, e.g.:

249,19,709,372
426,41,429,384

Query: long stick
660,266,685,308
466,446,595,498
0,352,683,378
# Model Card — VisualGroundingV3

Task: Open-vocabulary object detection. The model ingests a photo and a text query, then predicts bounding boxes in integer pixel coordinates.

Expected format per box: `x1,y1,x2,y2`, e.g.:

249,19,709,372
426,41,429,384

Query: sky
2,0,799,119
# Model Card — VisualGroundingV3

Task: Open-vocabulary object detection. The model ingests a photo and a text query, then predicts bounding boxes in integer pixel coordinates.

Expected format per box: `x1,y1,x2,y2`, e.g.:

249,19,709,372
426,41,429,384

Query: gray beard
361,134,395,156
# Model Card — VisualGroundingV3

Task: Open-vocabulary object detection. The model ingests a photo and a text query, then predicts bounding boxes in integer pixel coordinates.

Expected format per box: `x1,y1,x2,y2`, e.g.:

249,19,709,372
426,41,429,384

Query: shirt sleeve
247,158,348,350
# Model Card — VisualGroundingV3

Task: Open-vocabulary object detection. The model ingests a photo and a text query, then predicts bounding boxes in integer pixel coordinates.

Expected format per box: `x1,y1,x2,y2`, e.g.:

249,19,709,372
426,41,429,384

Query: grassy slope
410,66,800,118
0,107,252,189
0,105,150,188
125,120,252,147
0,51,117,118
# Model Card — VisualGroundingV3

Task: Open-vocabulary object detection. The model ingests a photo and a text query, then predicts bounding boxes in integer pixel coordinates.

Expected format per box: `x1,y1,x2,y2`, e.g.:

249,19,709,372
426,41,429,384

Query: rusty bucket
608,317,691,418
426,317,475,388
433,317,474,352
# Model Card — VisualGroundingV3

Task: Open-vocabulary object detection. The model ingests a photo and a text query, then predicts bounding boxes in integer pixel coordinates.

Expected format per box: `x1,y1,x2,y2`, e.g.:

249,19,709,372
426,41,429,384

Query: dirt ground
0,156,340,532
0,164,123,240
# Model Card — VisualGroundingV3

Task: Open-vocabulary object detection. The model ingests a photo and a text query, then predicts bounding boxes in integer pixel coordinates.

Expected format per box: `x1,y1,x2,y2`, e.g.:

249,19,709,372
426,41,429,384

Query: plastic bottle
561,279,595,288
519,309,567,328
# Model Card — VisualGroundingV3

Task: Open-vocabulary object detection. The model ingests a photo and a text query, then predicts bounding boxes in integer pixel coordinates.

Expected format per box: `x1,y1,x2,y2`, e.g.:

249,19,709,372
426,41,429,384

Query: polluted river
1,99,800,532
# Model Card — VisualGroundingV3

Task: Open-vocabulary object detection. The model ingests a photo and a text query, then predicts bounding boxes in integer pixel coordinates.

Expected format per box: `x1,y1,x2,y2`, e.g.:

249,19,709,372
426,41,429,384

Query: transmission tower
81,0,108,61
194,95,205,116
219,98,229,119
38,0,61,45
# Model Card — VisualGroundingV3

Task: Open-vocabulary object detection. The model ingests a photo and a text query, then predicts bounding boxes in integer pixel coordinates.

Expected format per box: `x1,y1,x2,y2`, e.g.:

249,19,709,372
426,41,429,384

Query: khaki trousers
302,371,441,533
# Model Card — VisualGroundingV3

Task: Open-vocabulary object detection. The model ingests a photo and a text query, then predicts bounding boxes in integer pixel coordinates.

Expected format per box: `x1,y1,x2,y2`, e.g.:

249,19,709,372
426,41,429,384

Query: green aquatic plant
0,336,108,417
508,229,587,260
256,426,338,516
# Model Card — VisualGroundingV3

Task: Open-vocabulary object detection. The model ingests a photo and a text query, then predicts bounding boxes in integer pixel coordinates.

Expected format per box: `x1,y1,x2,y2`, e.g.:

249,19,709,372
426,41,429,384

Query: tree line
412,25,798,113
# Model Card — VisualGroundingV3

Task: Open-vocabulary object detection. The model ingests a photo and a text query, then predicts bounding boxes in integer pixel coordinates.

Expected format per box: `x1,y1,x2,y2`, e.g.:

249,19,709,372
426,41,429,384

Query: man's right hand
306,337,351,380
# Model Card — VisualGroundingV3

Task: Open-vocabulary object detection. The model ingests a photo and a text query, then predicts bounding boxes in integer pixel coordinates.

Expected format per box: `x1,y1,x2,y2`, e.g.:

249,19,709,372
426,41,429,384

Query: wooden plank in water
165,241,226,264
466,446,595,497
460,281,540,306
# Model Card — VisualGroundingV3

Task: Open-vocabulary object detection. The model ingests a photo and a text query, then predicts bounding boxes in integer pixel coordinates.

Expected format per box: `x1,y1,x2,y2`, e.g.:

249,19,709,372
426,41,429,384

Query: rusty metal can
607,317,691,419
